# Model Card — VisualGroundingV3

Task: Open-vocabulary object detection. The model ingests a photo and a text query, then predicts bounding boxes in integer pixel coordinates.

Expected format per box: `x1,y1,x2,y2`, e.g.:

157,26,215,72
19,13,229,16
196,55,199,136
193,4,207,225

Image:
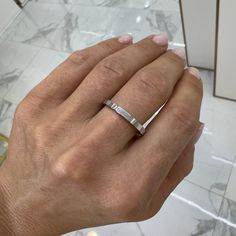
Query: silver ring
103,99,146,136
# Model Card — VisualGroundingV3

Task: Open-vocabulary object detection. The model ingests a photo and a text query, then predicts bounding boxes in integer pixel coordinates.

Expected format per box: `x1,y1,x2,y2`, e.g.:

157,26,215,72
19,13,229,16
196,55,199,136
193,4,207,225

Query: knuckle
185,160,194,176
99,40,116,53
14,100,35,122
51,144,92,183
170,106,197,135
97,56,125,78
184,148,194,176
52,135,100,183
68,49,90,66
78,134,101,157
167,51,185,66
134,42,154,59
187,76,203,98
51,159,75,183
14,102,26,120
137,69,169,98
51,160,74,183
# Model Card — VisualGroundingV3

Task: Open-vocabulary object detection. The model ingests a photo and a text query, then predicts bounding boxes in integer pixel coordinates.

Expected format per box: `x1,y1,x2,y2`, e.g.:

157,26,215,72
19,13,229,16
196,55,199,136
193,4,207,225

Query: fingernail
118,34,133,44
152,32,168,46
194,123,205,144
188,67,201,80
172,48,186,60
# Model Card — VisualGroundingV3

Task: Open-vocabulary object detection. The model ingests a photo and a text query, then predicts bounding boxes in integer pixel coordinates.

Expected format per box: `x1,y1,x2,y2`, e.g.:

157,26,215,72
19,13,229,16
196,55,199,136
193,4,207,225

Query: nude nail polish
194,123,205,144
152,32,168,46
118,34,133,44
172,48,186,60
188,67,201,80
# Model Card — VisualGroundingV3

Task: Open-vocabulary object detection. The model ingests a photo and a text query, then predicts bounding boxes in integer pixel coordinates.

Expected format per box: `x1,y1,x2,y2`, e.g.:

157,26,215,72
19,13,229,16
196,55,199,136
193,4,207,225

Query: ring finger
89,49,186,153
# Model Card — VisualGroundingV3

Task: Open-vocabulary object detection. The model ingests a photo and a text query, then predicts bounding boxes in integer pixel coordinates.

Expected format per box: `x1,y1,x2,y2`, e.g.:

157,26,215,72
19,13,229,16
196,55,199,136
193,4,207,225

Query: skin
0,35,203,236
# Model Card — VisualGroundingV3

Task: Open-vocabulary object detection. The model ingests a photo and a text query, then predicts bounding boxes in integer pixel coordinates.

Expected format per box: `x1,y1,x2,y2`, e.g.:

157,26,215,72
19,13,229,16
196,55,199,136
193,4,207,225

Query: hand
0,34,203,236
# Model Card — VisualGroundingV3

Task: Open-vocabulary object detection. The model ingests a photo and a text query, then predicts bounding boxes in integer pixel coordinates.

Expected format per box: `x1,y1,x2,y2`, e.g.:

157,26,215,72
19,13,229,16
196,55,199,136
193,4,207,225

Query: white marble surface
1,0,183,53
0,99,16,136
46,5,120,52
0,1,236,236
201,107,236,161
201,72,236,118
79,223,143,236
186,137,233,196
29,0,180,11
2,2,70,47
109,8,183,43
213,198,236,235
4,47,69,104
0,40,39,70
139,180,223,236
0,40,39,99
225,164,236,202
45,5,182,53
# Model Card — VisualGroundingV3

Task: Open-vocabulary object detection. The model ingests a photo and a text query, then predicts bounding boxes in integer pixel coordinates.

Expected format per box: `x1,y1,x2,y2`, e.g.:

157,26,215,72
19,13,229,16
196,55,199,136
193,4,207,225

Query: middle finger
60,34,169,120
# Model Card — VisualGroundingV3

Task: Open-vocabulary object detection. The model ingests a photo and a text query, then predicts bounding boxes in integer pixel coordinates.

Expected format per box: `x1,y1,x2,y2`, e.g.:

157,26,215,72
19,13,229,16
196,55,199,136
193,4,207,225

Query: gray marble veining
192,219,217,236
1,1,182,52
49,12,80,52
66,0,178,11
22,23,59,44
45,5,120,52
0,99,15,137
0,100,12,120
1,2,70,47
0,69,22,87
58,12,79,52
107,8,182,44
145,10,178,41
213,198,236,235
28,0,180,11
0,68,23,99
94,0,157,9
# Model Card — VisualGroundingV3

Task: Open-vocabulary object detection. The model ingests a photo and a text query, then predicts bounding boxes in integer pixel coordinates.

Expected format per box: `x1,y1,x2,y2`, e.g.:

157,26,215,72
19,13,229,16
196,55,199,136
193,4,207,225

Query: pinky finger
143,144,194,219
139,122,204,221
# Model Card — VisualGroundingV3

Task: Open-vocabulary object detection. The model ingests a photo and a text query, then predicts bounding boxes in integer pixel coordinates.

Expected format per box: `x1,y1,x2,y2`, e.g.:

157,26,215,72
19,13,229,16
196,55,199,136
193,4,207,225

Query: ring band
103,99,146,136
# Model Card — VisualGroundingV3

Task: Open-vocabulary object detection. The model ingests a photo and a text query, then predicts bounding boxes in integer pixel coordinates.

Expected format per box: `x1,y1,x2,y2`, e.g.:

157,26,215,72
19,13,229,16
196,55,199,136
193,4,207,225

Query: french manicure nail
118,34,133,44
152,32,168,46
172,48,186,60
188,67,201,80
194,123,205,144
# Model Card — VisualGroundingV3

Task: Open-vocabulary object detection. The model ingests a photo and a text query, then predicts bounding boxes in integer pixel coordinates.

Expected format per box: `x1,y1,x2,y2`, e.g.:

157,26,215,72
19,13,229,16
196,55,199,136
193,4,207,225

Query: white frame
180,0,218,70
214,0,236,101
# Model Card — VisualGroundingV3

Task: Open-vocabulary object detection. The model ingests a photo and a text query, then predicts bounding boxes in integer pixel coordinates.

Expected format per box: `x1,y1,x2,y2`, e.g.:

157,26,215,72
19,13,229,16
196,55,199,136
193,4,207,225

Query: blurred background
0,0,236,235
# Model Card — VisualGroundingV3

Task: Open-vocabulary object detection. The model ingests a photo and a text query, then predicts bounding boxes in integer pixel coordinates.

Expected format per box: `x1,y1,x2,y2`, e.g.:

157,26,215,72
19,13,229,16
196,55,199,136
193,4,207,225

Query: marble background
0,0,236,235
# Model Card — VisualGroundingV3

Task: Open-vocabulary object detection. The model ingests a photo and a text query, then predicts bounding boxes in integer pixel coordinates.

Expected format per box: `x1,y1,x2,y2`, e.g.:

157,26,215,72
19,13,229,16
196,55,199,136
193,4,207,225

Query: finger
26,35,133,107
142,142,195,220
120,121,202,222
90,48,186,153
126,68,203,191
143,121,204,219
61,33,169,119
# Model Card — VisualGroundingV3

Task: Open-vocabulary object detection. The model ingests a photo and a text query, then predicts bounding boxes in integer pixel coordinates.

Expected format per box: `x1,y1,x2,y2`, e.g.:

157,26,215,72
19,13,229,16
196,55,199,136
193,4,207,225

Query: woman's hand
0,34,203,236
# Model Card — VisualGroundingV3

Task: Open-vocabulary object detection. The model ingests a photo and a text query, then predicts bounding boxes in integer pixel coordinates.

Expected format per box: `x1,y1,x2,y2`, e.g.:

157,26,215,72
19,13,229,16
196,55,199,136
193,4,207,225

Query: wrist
0,172,15,235
0,166,72,236
0,169,37,236
0,171,45,236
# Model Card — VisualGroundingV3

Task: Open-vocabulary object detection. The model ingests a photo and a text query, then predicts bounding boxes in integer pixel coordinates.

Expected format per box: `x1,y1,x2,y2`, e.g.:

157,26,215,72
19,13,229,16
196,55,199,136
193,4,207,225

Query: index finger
25,36,133,107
